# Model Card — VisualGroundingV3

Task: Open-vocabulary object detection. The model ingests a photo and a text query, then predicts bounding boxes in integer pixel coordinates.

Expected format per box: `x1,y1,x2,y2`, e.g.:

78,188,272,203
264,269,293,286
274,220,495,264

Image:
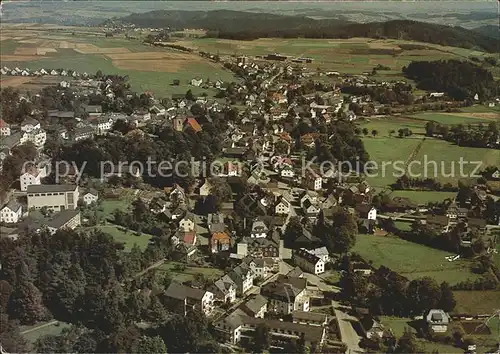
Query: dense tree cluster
340,257,456,317
403,60,498,100
426,121,499,148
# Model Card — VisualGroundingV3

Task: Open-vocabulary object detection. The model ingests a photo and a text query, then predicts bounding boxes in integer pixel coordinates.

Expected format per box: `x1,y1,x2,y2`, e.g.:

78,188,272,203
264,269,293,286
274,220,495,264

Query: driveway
333,301,363,354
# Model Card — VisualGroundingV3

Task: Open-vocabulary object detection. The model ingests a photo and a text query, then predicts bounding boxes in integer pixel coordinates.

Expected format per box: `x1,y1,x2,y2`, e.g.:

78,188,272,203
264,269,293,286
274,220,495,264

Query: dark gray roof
240,294,267,315
292,310,327,323
27,184,78,194
46,210,80,229
3,199,21,212
0,132,22,149
165,282,207,301
294,248,322,265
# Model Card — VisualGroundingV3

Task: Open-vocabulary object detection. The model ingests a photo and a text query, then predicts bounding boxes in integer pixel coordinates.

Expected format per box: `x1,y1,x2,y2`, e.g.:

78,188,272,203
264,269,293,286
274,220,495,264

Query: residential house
20,167,42,192
261,275,309,315
83,105,103,117
94,116,113,134
164,282,214,316
179,211,196,232
73,126,95,141
150,104,166,116
426,309,451,333
239,294,268,318
304,169,322,191
199,179,213,197
209,279,237,304
237,237,280,259
0,119,11,136
20,118,46,147
274,193,291,216
190,78,203,87
446,202,467,220
293,248,325,275
184,117,202,133
210,231,231,253
215,310,326,347
81,189,99,205
0,200,23,224
356,204,377,232
250,219,269,238
27,184,79,212
223,263,254,296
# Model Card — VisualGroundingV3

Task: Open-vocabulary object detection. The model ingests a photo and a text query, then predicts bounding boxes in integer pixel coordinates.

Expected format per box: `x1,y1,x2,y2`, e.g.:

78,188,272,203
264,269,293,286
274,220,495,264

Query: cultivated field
389,190,457,205
362,136,423,188
0,26,235,97
453,290,500,314
175,37,493,78
352,234,480,285
410,111,499,125
411,139,500,185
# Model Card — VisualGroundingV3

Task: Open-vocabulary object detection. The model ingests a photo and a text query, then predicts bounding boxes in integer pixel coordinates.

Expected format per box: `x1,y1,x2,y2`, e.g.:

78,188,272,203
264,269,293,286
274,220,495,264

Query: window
67,192,74,204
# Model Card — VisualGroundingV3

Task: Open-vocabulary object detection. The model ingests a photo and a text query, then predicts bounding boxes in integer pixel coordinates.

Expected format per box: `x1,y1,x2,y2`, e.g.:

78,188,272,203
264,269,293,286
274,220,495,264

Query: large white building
0,200,23,224
27,184,79,212
293,248,326,275
20,118,46,147
261,275,309,315
20,168,42,192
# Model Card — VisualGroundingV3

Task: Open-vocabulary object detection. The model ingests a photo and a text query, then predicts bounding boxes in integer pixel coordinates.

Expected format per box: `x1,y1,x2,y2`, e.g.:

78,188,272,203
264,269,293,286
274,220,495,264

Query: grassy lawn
410,112,494,125
156,261,224,283
394,221,413,232
21,321,71,344
389,190,456,205
359,117,427,137
411,139,500,185
362,136,422,188
380,316,414,337
453,291,500,314
87,224,153,251
352,234,480,285
97,199,131,220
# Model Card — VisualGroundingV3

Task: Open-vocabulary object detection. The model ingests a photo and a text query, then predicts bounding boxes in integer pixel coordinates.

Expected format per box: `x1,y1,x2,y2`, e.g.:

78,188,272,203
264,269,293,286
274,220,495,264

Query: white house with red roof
0,119,10,136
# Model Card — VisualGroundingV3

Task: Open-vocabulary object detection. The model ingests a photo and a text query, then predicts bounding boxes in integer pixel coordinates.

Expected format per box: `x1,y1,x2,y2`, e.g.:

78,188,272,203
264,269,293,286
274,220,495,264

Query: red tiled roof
0,119,9,128
185,117,202,132
183,231,196,245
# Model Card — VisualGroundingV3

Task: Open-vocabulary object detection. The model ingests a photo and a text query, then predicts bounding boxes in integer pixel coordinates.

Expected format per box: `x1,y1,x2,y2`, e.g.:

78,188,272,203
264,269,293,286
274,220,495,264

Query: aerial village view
0,0,499,353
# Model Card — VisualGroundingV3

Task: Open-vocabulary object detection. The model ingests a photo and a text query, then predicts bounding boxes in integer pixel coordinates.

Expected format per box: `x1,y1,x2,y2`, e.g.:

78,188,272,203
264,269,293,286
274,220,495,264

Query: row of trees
426,121,499,148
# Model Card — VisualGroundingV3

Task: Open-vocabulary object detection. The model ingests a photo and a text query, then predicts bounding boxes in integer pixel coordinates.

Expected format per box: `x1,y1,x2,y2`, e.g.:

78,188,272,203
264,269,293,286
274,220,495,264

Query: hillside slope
108,10,499,53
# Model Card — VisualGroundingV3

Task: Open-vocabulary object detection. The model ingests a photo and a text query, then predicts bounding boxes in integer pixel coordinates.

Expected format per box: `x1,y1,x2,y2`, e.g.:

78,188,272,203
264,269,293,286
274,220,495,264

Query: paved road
303,272,362,353
20,320,59,335
333,302,363,354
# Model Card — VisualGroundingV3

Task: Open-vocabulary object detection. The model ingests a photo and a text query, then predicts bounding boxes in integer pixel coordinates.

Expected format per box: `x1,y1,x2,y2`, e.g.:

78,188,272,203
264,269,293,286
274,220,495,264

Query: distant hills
108,10,499,53
472,25,499,39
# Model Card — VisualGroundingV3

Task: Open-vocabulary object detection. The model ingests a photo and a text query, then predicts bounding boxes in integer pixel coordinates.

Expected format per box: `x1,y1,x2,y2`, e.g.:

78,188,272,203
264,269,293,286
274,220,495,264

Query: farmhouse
0,200,23,224
164,282,214,316
426,309,451,333
261,275,309,315
293,248,325,275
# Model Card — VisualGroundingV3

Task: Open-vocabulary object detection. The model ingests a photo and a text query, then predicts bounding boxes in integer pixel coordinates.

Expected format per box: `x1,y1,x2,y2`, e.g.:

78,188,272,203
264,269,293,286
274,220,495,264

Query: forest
403,60,498,100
